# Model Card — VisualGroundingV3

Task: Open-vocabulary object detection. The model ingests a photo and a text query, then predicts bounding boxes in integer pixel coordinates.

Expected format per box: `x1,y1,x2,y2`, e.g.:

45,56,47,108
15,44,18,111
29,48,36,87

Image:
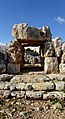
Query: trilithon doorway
23,46,44,72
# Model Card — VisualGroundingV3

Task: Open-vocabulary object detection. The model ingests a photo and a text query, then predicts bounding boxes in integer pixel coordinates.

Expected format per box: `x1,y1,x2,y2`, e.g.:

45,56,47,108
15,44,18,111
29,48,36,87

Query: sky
0,0,65,44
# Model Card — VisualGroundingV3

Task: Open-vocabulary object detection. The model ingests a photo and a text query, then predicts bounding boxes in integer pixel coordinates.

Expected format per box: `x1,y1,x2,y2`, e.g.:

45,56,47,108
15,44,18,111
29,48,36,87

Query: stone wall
0,23,65,74
0,72,65,100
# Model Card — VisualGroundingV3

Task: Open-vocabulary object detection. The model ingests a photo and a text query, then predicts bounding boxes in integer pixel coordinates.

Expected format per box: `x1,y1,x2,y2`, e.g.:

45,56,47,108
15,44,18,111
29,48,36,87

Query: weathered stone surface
11,91,25,98
3,90,11,98
0,82,5,89
59,63,65,73
54,37,62,48
10,74,50,83
4,82,10,90
7,63,20,74
44,42,55,57
40,26,52,41
44,57,58,73
8,41,23,63
12,23,43,41
43,91,64,100
26,91,43,99
55,47,62,57
55,81,65,91
47,73,65,81
16,83,25,90
25,83,33,90
32,82,54,91
0,74,14,81
0,64,6,73
10,83,16,91
61,53,65,63
62,42,65,53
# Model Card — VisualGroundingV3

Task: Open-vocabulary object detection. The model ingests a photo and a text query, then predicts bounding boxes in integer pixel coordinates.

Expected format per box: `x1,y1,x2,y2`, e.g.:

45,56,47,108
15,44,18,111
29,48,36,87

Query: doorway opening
23,46,44,71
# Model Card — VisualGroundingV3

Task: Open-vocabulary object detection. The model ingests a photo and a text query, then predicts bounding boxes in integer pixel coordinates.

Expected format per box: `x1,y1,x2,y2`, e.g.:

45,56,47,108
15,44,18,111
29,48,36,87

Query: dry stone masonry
0,23,65,100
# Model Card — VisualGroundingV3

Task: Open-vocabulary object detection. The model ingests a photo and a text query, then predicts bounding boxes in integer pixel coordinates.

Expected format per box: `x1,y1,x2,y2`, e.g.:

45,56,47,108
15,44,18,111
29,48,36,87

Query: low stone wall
0,72,65,100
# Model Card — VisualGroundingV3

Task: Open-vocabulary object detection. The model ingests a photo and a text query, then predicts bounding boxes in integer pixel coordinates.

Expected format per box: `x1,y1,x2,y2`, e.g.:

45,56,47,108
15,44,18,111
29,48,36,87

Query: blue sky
0,0,65,44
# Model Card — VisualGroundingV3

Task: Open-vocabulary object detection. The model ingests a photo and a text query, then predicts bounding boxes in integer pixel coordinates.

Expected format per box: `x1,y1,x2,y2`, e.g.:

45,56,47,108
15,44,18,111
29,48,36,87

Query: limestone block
0,64,6,74
40,26,52,41
44,57,58,73
54,37,62,48
4,82,10,90
55,47,62,57
32,82,54,91
61,53,65,63
59,63,65,73
62,42,65,53
0,74,14,81
55,81,65,91
12,23,43,41
43,91,64,100
26,91,44,99
11,91,25,98
0,82,5,89
7,63,20,74
44,42,55,57
3,90,11,99
16,83,25,90
25,83,33,90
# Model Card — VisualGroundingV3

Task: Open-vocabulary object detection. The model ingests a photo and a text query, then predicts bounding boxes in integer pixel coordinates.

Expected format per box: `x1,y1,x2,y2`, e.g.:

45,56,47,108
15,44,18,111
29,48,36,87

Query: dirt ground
0,98,65,119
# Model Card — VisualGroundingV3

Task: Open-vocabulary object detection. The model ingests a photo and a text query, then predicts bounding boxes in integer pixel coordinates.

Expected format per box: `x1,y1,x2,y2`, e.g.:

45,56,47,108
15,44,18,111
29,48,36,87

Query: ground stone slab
55,81,65,91
0,74,14,81
26,91,44,99
43,91,64,100
32,82,54,91
11,91,25,98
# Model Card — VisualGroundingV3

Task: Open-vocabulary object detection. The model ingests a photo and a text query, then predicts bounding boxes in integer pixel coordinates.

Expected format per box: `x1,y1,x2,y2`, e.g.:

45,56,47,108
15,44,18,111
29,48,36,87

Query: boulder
44,57,58,73
12,23,43,41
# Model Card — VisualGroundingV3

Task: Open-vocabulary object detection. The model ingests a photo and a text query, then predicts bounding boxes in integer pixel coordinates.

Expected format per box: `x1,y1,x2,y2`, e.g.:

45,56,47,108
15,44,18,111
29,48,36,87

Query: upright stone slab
44,57,58,73
44,42,55,57
7,63,20,74
62,42,65,53
59,63,65,73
